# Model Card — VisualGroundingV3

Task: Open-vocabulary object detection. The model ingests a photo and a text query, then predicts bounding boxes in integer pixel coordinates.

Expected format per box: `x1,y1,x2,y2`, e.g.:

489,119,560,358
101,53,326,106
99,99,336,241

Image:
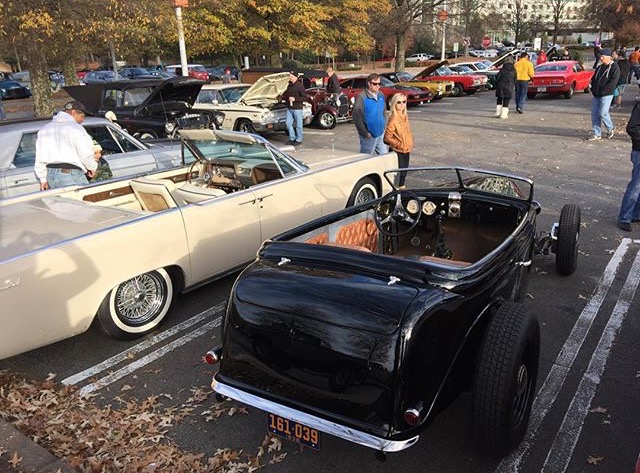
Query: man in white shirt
34,100,98,190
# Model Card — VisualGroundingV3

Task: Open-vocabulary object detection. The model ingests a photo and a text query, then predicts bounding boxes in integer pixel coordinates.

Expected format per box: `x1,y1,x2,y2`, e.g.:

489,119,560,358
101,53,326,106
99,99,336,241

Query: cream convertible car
0,130,397,360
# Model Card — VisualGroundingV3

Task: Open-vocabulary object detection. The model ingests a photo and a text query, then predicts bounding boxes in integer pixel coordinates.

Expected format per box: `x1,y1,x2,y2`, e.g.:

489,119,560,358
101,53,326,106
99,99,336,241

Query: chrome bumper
212,378,420,452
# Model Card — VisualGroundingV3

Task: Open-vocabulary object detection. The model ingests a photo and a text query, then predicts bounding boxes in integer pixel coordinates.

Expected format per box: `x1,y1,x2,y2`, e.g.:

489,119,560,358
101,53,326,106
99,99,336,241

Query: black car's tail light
403,401,425,426
205,346,223,364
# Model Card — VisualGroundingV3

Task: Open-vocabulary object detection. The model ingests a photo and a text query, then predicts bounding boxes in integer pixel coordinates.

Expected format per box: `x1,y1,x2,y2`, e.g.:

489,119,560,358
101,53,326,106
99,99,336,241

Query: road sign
437,9,449,22
463,37,471,47
453,42,459,52
482,36,491,48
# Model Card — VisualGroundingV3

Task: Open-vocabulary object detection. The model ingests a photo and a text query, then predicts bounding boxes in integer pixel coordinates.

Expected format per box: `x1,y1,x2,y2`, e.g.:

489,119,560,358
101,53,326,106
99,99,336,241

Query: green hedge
336,63,362,71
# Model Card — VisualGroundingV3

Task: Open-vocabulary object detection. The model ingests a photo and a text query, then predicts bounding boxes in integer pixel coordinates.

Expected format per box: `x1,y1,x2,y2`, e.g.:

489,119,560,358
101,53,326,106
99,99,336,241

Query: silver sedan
0,117,185,198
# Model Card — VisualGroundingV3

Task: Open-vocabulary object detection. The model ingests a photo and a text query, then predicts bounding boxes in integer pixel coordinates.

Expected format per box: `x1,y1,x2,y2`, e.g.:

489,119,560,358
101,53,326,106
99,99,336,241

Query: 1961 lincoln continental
0,130,397,360
208,167,581,458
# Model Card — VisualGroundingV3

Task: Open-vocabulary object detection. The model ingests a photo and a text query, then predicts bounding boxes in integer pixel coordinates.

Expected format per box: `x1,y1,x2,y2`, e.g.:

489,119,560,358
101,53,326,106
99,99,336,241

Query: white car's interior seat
174,182,227,206
250,163,282,185
130,177,178,212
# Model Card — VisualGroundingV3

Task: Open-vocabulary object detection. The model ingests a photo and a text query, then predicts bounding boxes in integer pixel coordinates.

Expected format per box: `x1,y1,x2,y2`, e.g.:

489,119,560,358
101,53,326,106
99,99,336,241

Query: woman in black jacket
494,57,516,119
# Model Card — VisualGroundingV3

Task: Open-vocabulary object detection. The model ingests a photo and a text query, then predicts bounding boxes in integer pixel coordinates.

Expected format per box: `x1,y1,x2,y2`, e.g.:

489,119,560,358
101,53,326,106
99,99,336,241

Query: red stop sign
482,36,491,48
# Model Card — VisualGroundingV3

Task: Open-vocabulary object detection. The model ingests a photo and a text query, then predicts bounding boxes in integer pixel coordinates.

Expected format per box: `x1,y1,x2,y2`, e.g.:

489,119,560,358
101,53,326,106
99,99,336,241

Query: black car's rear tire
556,204,581,275
97,268,174,339
472,302,540,458
346,177,378,207
527,92,537,99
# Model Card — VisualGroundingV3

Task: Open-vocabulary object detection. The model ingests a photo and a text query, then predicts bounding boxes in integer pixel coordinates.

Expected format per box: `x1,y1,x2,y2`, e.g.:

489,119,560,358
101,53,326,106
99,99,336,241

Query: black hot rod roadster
207,167,580,458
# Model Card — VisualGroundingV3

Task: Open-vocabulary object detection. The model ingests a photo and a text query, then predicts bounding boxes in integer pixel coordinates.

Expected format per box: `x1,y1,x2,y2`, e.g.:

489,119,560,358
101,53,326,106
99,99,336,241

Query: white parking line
542,248,640,472
496,238,632,473
62,302,226,386
79,317,222,396
303,130,335,135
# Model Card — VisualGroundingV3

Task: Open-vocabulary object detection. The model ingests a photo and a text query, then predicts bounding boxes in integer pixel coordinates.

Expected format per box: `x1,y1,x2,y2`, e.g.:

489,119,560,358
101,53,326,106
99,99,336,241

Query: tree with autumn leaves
0,0,386,117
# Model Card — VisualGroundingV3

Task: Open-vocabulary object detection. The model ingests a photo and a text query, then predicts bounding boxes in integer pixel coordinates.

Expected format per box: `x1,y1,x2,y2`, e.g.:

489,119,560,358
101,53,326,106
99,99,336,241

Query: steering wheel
374,190,421,236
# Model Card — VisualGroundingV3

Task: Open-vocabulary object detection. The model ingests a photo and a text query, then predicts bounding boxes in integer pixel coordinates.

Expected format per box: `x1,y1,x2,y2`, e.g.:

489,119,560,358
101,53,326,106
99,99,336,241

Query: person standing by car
326,66,341,102
494,55,515,119
593,44,602,70
282,71,307,146
0,95,5,120
384,93,413,187
589,53,620,141
222,67,232,84
514,52,534,114
536,49,547,66
612,50,630,109
629,47,640,82
353,73,388,155
617,98,640,231
34,100,97,190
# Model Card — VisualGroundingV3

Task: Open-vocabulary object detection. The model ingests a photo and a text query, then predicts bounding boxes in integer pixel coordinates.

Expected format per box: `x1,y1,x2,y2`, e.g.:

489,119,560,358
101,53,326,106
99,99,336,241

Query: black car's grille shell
176,113,211,129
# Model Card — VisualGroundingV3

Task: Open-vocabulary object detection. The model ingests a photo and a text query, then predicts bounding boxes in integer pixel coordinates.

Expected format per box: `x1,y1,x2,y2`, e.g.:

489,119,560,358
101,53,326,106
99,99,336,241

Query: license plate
267,413,320,450
537,87,547,92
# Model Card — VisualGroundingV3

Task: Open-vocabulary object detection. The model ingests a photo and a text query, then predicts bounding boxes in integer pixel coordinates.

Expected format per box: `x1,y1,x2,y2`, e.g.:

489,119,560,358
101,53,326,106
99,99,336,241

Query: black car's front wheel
556,203,581,275
472,302,540,457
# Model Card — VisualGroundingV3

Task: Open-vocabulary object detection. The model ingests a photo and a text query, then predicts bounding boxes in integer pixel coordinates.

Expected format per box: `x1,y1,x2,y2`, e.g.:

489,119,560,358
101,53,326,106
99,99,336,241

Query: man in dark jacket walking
282,71,307,146
617,99,640,231
589,53,620,140
612,50,630,109
353,73,388,155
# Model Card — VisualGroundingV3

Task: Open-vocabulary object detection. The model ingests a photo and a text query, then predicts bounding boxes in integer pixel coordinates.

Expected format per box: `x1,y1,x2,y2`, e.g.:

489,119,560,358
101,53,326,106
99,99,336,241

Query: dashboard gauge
406,199,420,214
422,201,437,215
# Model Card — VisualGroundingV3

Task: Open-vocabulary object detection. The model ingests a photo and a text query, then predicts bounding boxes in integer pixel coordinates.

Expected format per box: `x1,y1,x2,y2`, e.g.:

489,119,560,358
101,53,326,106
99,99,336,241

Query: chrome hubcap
114,272,165,325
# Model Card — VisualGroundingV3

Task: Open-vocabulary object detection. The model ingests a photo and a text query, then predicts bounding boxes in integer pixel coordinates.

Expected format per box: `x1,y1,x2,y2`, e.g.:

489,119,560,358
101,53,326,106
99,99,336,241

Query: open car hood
240,72,290,102
415,60,449,77
65,77,205,114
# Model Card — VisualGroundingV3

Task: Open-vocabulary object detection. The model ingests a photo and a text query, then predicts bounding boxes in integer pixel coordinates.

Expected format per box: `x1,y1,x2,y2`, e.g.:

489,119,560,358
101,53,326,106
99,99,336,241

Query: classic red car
339,76,432,107
527,60,594,99
412,60,487,97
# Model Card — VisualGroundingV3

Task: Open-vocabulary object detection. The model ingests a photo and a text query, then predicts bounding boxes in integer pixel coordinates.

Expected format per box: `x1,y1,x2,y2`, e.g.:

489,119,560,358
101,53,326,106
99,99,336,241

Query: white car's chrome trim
212,378,420,452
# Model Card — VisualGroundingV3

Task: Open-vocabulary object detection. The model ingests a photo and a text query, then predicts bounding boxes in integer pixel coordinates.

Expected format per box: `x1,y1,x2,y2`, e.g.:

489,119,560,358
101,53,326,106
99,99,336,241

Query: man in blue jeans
282,71,307,146
588,53,620,141
618,99,640,231
353,73,388,154
34,101,97,190
514,52,534,114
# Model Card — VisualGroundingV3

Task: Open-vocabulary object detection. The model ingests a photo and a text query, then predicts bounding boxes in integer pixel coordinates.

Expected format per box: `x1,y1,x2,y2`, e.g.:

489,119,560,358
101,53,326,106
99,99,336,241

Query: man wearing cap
282,71,308,146
34,100,98,190
588,53,620,141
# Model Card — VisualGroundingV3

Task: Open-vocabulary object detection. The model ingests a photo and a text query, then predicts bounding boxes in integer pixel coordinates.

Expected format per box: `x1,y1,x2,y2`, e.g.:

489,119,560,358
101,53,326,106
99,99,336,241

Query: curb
0,420,76,472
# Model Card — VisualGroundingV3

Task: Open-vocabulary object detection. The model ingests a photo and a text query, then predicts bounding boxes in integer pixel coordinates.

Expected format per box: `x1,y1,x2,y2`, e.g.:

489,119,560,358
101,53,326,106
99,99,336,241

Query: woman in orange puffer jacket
384,93,414,187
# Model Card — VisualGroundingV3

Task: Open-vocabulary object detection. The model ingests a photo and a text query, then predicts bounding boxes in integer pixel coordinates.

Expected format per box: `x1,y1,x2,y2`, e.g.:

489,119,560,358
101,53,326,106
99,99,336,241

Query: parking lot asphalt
2,79,640,472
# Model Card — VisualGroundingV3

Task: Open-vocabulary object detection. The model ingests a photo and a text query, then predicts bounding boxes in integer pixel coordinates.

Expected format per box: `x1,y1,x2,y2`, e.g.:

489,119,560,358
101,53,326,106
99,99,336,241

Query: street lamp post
171,0,189,77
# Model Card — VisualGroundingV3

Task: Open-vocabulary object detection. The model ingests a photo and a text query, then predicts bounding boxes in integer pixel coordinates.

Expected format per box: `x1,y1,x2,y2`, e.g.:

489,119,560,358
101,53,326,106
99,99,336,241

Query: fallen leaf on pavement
9,451,22,467
587,455,604,465
589,406,607,414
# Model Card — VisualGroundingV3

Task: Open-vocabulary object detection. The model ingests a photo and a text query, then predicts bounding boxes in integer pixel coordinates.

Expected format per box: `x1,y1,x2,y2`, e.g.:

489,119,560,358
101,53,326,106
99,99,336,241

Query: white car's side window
12,132,38,168
84,126,124,155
